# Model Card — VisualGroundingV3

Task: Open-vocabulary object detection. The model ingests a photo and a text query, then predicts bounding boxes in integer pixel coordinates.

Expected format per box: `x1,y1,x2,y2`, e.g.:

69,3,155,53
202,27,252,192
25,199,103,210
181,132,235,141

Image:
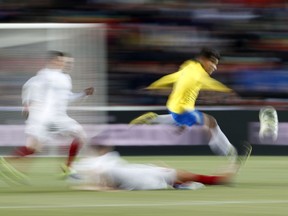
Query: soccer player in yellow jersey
131,48,238,160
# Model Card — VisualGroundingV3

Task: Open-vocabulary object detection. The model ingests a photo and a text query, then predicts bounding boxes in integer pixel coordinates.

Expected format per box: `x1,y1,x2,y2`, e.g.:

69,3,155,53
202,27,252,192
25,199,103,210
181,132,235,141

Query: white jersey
71,152,177,190
23,68,83,118
22,68,85,142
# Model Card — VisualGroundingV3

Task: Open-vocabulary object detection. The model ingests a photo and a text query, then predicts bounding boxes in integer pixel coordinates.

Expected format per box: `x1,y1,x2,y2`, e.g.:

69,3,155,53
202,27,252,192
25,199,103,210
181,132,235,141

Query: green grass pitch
0,156,288,216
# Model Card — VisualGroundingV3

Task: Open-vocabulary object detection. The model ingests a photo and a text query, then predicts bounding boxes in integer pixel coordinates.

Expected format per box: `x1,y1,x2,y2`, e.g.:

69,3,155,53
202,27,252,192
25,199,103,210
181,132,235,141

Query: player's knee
204,114,217,128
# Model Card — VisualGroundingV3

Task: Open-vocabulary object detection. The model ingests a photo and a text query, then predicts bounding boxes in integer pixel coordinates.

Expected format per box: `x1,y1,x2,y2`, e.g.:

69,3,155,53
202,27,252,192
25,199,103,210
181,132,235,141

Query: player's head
46,50,66,70
91,144,114,156
89,135,114,156
63,54,74,74
196,47,220,75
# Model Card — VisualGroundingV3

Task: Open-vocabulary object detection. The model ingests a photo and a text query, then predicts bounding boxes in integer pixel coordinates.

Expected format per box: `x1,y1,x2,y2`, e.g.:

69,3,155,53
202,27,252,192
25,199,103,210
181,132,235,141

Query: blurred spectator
0,0,288,106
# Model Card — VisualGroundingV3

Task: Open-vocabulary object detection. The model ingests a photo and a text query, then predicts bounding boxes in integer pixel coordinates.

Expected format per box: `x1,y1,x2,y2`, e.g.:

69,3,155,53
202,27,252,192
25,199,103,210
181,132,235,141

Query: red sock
66,139,81,167
192,174,226,185
13,146,35,158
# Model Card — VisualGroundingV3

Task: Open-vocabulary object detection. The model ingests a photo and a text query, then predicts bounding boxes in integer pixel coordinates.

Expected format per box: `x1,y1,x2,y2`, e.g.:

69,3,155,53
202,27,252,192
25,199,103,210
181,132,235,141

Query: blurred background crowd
1,0,288,107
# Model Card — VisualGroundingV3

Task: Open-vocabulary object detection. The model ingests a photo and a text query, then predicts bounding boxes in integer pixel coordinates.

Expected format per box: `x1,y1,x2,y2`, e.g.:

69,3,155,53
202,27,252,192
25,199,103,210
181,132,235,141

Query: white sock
208,125,237,157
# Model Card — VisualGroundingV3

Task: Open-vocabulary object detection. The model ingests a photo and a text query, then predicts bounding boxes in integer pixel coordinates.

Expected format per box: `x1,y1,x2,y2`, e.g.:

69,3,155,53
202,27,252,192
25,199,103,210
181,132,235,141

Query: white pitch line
1,200,288,209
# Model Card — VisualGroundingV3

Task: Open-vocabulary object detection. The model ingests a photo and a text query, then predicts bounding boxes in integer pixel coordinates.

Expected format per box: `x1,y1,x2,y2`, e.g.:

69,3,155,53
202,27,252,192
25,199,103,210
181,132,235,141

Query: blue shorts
169,110,204,127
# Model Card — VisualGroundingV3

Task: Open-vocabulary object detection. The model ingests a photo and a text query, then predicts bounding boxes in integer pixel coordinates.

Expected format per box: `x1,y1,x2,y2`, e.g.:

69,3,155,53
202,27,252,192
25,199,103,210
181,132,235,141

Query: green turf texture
0,156,287,216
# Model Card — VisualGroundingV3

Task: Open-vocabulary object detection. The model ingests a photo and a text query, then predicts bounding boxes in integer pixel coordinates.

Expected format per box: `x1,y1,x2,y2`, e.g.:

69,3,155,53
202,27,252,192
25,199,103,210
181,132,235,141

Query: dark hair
47,50,65,61
89,134,114,152
90,144,114,153
198,47,221,61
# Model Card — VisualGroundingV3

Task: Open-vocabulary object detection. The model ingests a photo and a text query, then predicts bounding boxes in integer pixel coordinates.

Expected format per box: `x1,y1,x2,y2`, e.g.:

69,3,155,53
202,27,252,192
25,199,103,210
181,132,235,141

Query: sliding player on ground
68,138,252,191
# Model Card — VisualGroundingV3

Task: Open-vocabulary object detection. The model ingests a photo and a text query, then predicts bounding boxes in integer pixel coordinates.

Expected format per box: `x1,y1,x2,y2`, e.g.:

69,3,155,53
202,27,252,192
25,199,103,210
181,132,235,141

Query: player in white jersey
23,59,89,146
68,138,252,191
70,150,177,190
0,51,94,183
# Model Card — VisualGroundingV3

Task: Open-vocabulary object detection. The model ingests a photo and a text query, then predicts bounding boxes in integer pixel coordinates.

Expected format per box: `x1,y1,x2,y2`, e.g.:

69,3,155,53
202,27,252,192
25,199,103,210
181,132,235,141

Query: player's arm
146,71,181,90
197,91,240,105
21,105,29,119
199,76,241,104
145,61,193,92
65,73,94,103
201,75,232,92
21,87,30,119
68,87,94,103
21,77,38,119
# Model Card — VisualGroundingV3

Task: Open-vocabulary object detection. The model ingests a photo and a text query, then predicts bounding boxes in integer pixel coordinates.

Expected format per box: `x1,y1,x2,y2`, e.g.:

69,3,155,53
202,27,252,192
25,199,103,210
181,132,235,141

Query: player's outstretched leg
175,143,252,188
129,112,158,125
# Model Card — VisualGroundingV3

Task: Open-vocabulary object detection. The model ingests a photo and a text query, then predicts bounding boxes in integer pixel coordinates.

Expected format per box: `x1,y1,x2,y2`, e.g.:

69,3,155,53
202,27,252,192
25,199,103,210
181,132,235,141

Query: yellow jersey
147,60,231,113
